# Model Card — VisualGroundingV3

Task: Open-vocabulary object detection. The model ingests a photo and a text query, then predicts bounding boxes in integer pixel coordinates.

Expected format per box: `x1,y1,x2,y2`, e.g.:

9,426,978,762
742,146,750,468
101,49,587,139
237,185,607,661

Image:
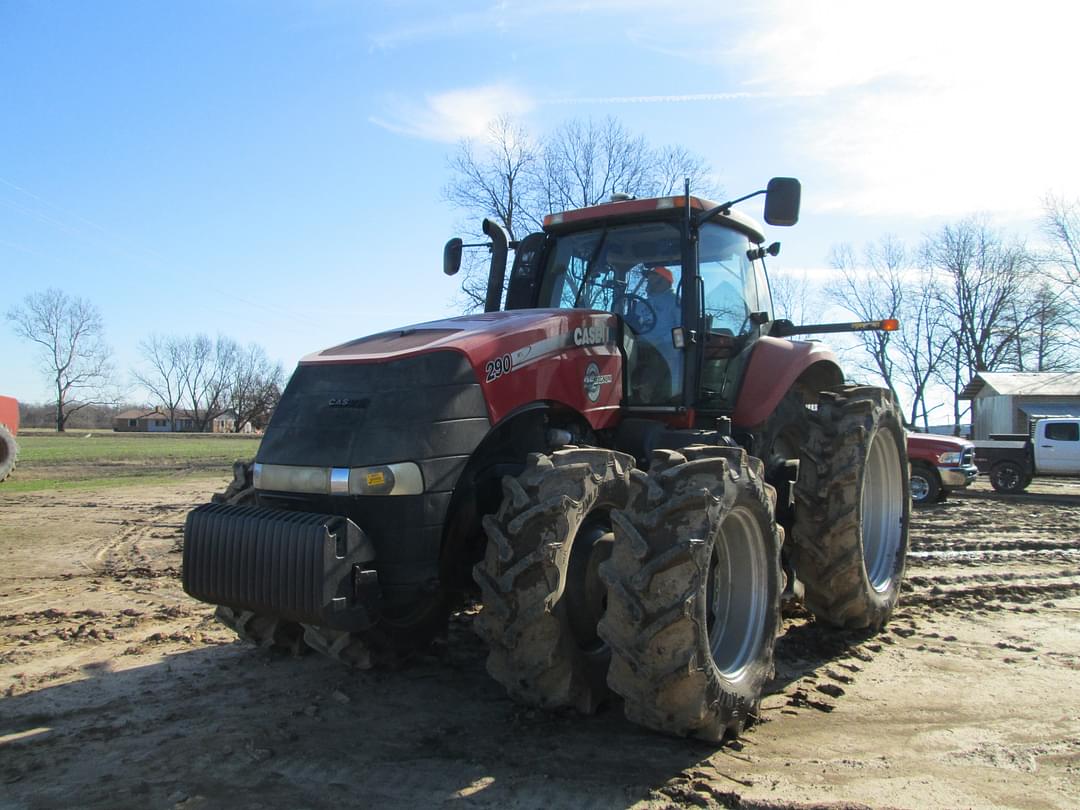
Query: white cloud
716,1,1080,218
369,83,535,142
546,90,821,105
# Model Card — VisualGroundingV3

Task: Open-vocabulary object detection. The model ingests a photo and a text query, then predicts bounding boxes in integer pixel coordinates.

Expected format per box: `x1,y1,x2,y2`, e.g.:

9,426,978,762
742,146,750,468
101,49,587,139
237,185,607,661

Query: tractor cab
447,179,802,419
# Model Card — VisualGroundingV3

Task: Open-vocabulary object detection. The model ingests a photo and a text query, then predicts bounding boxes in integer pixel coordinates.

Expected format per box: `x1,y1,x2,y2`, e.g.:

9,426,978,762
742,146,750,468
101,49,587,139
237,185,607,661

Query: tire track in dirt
760,484,1080,725
1,499,220,694
91,502,188,580
904,491,1080,616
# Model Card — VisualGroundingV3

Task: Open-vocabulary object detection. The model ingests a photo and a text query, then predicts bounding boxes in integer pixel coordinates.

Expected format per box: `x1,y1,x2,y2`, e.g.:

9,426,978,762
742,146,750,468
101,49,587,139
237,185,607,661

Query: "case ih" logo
583,362,613,402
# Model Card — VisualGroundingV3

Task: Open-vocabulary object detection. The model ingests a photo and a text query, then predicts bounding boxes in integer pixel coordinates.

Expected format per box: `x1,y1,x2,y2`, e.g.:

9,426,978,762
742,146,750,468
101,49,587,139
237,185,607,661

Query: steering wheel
623,295,657,334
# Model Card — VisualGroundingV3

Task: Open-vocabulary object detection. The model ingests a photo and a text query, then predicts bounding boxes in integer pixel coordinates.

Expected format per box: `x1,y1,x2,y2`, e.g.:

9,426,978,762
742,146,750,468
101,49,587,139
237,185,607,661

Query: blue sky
3,1,1078,405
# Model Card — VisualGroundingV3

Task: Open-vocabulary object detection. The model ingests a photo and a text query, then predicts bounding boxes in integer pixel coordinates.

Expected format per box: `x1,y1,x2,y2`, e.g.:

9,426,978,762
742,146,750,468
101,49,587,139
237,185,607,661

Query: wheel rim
564,517,613,655
861,426,904,592
909,472,930,503
706,507,768,680
995,464,1020,490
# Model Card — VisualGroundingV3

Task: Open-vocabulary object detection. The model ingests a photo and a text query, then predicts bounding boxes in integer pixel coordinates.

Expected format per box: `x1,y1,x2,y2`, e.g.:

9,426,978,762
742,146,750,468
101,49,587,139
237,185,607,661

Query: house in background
959,372,1080,439
113,408,243,433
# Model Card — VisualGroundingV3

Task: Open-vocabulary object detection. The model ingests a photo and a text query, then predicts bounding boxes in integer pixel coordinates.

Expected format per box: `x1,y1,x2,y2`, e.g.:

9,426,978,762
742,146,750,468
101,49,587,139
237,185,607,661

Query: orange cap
650,266,673,285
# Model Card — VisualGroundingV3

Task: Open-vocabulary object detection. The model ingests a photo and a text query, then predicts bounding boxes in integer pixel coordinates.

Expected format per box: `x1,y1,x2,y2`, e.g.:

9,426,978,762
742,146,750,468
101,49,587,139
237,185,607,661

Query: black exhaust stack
483,218,510,313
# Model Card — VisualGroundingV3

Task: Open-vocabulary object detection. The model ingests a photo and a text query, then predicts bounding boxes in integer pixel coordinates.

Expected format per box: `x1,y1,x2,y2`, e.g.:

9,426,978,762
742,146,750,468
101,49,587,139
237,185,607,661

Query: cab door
1036,420,1080,473
695,223,768,412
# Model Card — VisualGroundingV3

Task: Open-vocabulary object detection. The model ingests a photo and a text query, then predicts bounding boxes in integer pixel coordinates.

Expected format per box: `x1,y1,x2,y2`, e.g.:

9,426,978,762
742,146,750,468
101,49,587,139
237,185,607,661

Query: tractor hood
299,308,624,428
302,309,618,372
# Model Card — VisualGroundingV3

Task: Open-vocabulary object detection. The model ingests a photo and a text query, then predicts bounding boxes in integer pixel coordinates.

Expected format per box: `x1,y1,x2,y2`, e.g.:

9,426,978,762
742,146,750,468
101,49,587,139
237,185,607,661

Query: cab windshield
537,222,683,323
538,221,685,406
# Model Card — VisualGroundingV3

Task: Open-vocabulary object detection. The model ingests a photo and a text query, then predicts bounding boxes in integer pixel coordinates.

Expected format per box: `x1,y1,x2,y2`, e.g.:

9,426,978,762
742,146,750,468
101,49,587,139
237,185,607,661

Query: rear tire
909,462,940,505
473,448,634,713
792,386,910,630
598,446,783,741
0,423,18,482
990,461,1027,493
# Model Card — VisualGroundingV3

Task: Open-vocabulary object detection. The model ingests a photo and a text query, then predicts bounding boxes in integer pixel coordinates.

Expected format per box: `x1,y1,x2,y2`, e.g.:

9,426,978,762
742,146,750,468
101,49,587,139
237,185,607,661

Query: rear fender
732,337,843,428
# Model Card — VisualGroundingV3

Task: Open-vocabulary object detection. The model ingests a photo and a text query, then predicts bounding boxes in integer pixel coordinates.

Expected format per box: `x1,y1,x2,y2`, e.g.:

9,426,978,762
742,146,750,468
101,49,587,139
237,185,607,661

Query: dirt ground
1,475,1078,810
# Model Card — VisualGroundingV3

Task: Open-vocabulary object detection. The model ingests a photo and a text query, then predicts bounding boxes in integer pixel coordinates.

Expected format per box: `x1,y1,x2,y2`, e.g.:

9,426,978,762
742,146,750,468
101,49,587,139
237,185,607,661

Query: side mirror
443,238,463,276
763,177,801,226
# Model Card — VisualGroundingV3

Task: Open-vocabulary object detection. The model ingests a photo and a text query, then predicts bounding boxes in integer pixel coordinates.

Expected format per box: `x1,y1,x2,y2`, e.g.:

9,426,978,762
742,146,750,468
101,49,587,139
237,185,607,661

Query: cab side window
699,224,756,335
1046,422,1079,442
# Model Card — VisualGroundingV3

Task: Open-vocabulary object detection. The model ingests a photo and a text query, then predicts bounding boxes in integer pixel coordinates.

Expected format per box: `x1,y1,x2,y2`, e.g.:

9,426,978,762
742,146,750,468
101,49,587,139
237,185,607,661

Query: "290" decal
485,353,513,382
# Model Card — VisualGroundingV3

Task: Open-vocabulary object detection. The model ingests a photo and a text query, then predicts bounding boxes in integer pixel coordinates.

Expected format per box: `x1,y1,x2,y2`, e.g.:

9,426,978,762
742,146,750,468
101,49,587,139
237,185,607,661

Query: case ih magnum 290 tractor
183,178,909,741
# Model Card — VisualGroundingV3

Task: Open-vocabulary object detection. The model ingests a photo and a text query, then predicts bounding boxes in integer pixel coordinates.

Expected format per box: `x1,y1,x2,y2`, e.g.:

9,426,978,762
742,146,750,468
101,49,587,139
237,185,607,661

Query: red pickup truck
907,432,978,504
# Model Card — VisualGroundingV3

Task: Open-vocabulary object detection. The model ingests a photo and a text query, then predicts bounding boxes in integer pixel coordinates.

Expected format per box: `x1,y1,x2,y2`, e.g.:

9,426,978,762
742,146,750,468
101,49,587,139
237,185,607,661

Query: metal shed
959,372,1080,439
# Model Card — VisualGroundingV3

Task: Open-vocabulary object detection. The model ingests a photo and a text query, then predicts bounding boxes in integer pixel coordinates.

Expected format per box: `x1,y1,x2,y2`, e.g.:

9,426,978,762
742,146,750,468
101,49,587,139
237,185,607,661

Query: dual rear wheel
474,386,910,740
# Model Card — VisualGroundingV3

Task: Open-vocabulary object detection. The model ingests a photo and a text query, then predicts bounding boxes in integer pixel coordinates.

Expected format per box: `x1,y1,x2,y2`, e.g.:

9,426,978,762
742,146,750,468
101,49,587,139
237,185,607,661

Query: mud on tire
473,448,634,714
597,446,783,742
211,460,257,506
215,605,307,656
792,385,910,630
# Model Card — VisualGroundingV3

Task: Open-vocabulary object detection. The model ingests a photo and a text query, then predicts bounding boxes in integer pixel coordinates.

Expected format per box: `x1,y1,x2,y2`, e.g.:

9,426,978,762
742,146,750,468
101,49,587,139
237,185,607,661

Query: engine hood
301,309,617,369
907,432,973,453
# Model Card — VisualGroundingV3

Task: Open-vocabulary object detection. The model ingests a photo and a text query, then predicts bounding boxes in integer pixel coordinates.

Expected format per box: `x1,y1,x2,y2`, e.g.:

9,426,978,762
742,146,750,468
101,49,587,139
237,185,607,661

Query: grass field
2,431,261,493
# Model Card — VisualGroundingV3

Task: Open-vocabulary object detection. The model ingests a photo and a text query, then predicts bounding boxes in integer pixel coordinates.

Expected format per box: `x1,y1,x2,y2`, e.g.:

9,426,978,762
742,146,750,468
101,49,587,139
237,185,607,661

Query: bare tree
893,274,951,430
1041,192,1080,310
133,335,185,430
1013,282,1076,371
6,288,115,431
444,116,539,309
176,335,239,432
826,238,954,429
921,217,1038,428
444,115,715,312
825,238,905,402
530,117,714,216
229,344,284,432
445,115,538,242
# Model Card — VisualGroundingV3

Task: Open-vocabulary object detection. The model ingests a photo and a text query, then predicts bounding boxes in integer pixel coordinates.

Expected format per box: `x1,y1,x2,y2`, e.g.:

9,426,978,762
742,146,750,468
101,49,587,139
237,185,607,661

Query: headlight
937,452,962,465
254,461,424,496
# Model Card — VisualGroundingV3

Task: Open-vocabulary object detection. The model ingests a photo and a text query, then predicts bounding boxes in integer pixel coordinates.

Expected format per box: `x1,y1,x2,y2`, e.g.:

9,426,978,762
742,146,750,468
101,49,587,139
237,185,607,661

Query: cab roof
542,194,766,244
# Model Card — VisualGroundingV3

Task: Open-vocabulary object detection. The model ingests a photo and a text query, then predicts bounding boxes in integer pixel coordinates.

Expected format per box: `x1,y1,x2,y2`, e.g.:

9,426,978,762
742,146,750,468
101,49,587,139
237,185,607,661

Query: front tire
598,446,782,741
792,386,910,630
473,448,634,713
909,462,941,505
215,605,307,655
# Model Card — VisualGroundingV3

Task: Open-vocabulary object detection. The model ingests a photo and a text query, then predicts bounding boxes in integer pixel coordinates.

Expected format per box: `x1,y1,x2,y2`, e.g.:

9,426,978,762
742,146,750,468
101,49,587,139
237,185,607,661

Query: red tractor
183,178,909,741
0,396,19,482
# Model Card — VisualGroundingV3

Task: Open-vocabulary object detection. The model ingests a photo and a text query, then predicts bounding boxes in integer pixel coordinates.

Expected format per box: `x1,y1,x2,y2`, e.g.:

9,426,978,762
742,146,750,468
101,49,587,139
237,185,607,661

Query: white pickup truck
973,417,1080,493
